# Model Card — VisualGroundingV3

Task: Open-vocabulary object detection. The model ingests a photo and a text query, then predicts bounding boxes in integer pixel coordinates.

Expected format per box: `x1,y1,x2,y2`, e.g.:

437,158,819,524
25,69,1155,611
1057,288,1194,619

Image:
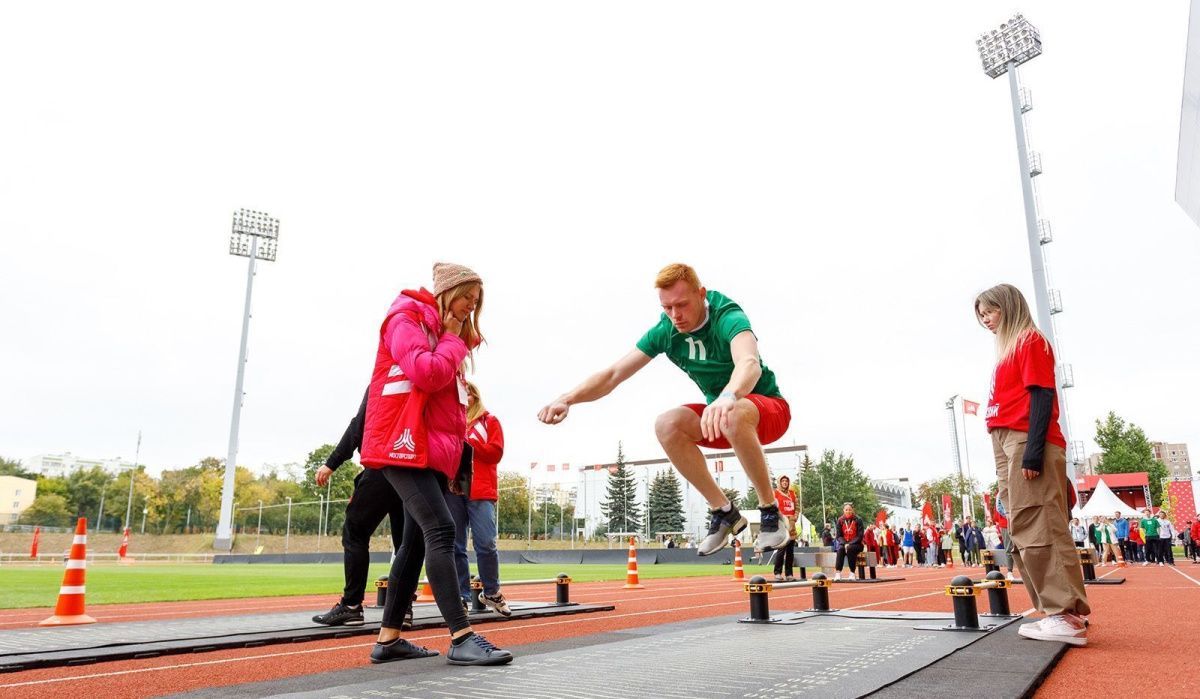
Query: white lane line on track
0,575,955,689
1167,564,1200,587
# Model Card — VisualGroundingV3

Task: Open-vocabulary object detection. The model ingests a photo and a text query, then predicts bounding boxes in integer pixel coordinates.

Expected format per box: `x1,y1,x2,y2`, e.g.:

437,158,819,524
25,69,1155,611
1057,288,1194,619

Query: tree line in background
1,410,1176,536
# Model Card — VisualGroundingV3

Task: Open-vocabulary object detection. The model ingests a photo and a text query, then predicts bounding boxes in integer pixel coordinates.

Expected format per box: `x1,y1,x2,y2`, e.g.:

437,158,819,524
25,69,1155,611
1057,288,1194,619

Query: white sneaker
834,573,842,581
1018,614,1087,647
847,572,857,580
1005,572,1016,581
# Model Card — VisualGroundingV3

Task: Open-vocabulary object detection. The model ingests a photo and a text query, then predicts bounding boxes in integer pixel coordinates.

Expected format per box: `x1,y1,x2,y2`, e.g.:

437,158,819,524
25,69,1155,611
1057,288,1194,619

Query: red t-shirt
774,489,796,517
985,331,1066,448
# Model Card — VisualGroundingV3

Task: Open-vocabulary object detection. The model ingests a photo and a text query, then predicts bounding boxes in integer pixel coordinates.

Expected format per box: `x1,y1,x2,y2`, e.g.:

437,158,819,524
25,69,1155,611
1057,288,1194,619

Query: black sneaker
369,638,439,664
755,505,788,551
697,506,748,556
447,633,513,666
312,602,364,627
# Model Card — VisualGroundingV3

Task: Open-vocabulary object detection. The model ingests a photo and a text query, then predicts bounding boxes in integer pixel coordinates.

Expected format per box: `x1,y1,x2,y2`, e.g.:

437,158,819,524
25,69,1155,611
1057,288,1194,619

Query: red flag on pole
921,500,934,526
30,526,40,559
941,494,954,530
962,400,980,416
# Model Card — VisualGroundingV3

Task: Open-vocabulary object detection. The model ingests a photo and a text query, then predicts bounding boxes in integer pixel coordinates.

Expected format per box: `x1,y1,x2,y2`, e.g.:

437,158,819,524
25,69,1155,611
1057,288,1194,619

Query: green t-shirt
1140,517,1159,538
635,289,782,403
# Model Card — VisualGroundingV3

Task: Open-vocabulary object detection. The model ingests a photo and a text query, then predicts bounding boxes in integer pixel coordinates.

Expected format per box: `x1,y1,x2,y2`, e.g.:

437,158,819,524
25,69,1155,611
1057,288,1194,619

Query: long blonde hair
465,381,485,423
974,283,1048,362
437,282,485,369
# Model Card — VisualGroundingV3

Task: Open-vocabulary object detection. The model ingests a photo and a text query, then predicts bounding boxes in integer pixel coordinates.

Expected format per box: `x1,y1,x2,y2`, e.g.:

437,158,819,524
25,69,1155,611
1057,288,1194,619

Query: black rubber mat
187,613,1023,699
0,601,613,673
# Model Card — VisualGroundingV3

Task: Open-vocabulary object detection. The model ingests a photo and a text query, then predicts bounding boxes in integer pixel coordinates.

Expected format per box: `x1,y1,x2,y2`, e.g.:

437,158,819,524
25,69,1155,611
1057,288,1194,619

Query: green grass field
0,563,782,609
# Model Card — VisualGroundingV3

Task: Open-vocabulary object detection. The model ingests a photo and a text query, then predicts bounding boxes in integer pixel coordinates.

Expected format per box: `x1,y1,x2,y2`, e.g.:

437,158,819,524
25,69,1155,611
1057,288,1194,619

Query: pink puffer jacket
362,288,469,481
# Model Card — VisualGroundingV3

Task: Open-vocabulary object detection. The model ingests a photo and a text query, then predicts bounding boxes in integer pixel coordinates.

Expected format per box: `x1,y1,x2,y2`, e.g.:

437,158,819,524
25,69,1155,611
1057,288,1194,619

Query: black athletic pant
340,468,405,607
835,542,863,572
380,468,469,634
772,539,796,576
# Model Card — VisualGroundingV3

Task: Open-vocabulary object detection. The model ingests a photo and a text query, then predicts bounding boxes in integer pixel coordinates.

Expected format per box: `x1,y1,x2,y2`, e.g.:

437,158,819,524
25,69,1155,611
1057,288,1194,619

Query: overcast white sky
2,2,1198,491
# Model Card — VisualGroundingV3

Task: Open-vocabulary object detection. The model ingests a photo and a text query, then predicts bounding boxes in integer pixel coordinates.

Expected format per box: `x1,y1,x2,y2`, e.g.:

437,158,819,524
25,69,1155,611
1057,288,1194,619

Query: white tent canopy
1078,478,1142,519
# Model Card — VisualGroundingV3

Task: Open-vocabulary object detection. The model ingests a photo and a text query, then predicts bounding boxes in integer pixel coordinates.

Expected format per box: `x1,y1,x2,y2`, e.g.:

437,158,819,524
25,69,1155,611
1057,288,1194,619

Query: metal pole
285,497,292,554
324,479,332,539
1005,63,1073,457
256,500,263,550
317,495,323,552
962,411,975,518
185,506,191,534
125,431,141,531
948,396,967,517
526,477,532,548
141,507,148,534
819,468,827,527
97,491,105,531
215,235,258,551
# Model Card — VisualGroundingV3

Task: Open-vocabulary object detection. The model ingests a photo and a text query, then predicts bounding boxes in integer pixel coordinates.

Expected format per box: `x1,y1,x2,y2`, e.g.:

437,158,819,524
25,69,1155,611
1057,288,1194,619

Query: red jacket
466,412,504,501
360,289,470,481
1190,521,1200,543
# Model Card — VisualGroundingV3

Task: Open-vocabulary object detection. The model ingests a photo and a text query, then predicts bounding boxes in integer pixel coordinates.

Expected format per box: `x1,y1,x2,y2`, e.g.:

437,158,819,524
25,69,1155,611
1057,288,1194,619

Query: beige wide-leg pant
991,428,1091,617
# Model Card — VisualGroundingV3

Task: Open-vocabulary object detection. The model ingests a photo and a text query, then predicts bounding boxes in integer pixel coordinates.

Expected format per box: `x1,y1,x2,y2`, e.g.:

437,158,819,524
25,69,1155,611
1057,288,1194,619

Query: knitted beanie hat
432,262,482,297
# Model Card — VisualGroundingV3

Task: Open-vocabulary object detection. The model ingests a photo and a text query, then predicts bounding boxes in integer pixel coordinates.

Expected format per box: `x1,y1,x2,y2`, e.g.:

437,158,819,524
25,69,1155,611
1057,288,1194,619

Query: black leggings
340,468,404,607
835,543,863,572
379,468,470,634
772,539,795,576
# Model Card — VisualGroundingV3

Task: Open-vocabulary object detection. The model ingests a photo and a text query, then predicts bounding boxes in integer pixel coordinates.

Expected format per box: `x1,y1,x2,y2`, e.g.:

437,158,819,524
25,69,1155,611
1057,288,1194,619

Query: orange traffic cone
40,518,96,626
731,539,745,581
117,527,134,564
623,537,645,589
416,581,435,603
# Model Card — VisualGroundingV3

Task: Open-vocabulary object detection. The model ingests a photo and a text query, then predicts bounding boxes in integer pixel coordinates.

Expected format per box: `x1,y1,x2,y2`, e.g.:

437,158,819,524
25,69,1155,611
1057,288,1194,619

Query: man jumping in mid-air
538,263,791,555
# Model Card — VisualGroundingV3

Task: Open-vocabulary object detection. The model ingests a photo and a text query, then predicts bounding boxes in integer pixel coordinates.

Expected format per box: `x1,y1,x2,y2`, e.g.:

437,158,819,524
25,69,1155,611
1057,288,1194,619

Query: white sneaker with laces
833,572,842,581
1018,614,1087,646
848,572,857,580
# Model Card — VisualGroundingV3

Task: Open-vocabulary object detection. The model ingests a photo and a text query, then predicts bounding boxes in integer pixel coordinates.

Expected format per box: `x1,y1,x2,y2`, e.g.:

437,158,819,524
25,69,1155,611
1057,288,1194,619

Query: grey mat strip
178,614,1017,699
0,602,613,673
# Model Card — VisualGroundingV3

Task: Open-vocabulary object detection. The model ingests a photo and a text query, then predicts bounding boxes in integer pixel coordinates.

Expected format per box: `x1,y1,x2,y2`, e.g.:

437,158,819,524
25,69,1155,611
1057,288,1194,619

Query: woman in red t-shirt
772,476,798,581
976,283,1090,646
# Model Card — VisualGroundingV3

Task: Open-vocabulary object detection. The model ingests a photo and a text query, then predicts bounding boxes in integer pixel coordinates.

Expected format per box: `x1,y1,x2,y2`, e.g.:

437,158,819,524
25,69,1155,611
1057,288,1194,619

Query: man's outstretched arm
538,348,652,424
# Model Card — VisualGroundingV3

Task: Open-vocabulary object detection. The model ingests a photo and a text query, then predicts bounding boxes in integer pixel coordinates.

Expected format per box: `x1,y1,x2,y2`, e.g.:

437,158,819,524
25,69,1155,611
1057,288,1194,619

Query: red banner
962,400,980,416
30,526,40,559
118,527,130,559
875,509,888,527
981,492,993,522
941,494,954,530
921,500,934,526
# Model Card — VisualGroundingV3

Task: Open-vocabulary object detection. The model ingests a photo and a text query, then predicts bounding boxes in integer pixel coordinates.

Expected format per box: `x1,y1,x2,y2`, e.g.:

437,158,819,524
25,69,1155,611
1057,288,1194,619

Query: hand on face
443,309,465,336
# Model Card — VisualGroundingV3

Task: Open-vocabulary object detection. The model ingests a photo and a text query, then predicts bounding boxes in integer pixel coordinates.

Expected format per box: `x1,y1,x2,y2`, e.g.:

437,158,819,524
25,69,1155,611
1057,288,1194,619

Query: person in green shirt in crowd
538,263,792,555
1140,509,1161,565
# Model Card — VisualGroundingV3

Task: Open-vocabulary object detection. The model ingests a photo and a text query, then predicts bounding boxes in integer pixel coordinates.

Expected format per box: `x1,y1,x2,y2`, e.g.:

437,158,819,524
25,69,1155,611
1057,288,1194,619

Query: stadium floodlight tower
213,209,280,551
976,14,1084,473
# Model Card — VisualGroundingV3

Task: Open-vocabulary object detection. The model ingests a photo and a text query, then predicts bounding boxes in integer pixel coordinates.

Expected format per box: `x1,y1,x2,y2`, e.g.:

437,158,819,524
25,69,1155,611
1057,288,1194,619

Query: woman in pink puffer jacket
362,262,512,667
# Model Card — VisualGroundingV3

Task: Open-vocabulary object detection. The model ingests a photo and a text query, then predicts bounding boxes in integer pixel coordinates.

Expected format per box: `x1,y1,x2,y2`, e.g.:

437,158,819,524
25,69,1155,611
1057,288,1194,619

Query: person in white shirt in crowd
1157,512,1177,566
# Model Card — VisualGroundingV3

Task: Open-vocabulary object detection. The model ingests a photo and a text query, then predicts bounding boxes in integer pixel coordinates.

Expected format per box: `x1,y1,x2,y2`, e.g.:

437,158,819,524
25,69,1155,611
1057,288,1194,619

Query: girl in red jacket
977,283,1089,646
362,263,511,666
445,382,509,615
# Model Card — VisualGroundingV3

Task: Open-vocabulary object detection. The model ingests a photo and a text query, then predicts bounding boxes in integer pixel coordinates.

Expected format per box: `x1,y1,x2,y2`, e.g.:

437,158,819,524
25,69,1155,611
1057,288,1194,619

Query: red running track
0,564,1196,698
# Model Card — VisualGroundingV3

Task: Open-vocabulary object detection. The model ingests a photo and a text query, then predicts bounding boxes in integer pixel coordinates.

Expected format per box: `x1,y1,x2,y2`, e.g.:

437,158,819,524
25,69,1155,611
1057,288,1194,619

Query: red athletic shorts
684,394,791,450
